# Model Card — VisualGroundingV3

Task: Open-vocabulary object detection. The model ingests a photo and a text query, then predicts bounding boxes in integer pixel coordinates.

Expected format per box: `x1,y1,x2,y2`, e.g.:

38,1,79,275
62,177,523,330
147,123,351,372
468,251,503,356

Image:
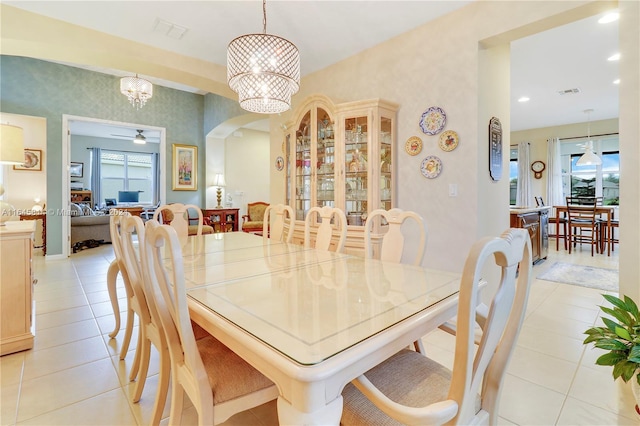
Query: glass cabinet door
316,108,335,209
344,115,369,219
379,116,392,211
295,110,312,221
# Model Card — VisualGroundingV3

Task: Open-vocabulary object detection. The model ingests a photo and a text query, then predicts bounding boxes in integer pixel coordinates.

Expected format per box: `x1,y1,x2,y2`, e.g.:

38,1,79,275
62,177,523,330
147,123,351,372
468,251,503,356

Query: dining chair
364,208,428,352
142,221,278,425
119,216,169,425
263,203,296,243
303,206,348,252
107,210,132,341
153,203,212,238
341,228,533,426
566,196,600,256
363,208,427,265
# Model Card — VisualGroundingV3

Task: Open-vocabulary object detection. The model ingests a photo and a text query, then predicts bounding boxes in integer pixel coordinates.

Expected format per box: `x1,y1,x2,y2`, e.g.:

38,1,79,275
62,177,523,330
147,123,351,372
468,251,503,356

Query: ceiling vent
153,19,188,40
557,88,581,95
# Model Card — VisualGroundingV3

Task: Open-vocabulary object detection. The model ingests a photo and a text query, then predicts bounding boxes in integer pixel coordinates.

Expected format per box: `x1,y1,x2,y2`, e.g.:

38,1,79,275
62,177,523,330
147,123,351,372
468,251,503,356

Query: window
100,150,156,204
509,146,518,205
561,136,619,205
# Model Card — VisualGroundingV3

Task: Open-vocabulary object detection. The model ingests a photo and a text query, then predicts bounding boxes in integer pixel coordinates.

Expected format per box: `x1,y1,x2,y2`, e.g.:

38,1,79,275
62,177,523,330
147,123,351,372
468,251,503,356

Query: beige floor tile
522,309,594,340
16,388,137,426
498,374,565,425
36,294,89,315
33,318,101,351
34,282,84,301
507,346,578,394
90,297,128,319
85,289,116,305
556,396,638,425
0,351,25,387
517,324,587,363
16,358,121,423
35,305,94,331
247,400,279,425
22,336,110,381
1,382,20,426
568,365,638,420
531,298,600,324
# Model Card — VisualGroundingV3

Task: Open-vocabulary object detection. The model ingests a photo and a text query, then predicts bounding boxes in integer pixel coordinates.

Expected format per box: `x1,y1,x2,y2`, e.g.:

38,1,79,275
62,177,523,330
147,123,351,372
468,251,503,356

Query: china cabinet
284,95,397,254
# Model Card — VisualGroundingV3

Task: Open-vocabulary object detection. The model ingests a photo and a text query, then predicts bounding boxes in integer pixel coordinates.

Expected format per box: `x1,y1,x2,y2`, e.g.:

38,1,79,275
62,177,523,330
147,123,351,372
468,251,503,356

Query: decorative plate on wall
438,130,459,152
419,106,446,135
405,136,423,156
275,156,284,171
420,155,442,179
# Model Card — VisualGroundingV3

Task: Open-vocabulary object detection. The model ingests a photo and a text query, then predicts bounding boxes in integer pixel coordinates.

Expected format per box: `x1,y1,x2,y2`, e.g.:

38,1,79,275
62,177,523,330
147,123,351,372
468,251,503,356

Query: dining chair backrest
342,228,533,425
566,196,598,220
109,209,131,270
153,203,204,237
143,221,215,422
567,196,602,206
364,208,427,265
303,206,348,252
263,204,295,243
142,221,278,424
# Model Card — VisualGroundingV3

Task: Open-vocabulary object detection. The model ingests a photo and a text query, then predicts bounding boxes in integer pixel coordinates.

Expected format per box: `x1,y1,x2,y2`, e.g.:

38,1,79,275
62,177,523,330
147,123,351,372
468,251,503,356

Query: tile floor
1,239,636,425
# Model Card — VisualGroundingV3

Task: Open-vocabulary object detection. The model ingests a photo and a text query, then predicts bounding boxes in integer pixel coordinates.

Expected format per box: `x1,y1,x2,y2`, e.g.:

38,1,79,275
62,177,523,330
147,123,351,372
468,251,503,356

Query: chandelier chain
263,0,267,34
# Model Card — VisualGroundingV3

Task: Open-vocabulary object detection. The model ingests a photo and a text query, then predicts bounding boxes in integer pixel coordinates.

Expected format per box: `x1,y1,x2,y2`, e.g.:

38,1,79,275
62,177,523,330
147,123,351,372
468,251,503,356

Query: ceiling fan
110,129,158,143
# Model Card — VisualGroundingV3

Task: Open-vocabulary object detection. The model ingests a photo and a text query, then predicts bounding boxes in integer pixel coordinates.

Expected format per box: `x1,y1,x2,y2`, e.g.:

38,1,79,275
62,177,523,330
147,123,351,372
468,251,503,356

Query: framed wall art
172,144,198,191
13,148,42,171
488,117,502,181
69,162,83,177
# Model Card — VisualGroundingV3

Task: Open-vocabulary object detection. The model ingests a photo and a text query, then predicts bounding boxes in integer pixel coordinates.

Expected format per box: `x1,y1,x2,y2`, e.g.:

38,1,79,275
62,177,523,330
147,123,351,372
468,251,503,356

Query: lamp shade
0,124,25,164
120,75,153,109
576,146,602,166
213,173,226,187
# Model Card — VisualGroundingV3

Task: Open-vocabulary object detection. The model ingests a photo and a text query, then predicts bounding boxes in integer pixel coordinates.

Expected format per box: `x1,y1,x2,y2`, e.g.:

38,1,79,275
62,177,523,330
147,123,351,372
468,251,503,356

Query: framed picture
13,148,43,171
69,162,83,178
488,117,503,181
172,144,197,191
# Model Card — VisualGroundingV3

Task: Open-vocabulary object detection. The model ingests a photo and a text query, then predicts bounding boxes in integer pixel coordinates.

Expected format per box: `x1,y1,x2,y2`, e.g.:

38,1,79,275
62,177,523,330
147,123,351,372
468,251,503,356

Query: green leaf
594,339,629,351
602,317,622,333
603,294,626,310
629,345,640,363
615,326,632,341
621,361,637,382
597,352,627,366
601,306,633,327
623,295,640,321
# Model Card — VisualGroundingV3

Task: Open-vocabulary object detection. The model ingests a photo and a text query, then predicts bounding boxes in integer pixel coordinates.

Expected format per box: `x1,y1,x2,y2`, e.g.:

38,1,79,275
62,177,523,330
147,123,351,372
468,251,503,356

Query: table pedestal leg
277,395,342,425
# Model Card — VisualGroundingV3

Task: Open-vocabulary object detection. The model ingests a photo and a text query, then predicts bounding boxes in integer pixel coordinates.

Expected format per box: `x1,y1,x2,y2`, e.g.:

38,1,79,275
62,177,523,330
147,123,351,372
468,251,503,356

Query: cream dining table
173,231,463,425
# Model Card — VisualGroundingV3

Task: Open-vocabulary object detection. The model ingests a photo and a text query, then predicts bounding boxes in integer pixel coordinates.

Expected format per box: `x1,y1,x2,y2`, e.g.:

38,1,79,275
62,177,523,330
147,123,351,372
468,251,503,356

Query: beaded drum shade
227,1,300,114
120,74,153,109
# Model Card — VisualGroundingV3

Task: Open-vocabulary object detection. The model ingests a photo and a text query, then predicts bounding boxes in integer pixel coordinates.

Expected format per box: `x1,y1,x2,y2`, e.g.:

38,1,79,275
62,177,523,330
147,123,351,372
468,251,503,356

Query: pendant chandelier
120,74,153,109
227,0,300,114
576,109,602,166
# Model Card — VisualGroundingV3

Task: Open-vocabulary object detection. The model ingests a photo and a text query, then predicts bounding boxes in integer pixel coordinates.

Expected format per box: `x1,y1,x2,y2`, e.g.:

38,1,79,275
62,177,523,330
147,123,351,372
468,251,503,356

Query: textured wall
0,56,220,255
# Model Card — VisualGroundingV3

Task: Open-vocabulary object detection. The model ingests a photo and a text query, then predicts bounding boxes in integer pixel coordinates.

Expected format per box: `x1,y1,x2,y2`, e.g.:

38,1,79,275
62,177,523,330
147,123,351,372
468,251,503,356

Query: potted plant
583,294,640,414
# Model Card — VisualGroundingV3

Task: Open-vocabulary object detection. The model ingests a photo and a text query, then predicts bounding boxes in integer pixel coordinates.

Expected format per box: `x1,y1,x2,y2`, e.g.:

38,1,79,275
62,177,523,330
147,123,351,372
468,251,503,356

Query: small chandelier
120,74,153,109
227,0,300,114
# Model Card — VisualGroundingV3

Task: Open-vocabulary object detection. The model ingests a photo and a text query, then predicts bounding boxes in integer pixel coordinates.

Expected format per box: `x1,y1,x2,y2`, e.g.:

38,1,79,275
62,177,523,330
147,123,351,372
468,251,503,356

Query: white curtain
90,148,101,208
516,141,531,207
546,137,564,206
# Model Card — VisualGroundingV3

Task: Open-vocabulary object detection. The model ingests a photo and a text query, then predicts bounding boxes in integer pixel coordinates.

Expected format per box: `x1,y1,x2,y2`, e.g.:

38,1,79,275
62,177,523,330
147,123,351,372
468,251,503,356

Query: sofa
70,203,111,252
241,202,269,234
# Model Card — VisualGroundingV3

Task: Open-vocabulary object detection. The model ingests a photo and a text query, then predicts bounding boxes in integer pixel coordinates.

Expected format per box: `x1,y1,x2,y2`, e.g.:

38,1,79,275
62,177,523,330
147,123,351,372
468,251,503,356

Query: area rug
536,262,619,291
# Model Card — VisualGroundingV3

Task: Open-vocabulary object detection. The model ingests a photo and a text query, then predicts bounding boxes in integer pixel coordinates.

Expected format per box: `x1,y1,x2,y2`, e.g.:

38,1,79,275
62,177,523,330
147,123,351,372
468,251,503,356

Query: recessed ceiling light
517,97,530,103
608,53,621,61
598,12,619,24
613,79,620,85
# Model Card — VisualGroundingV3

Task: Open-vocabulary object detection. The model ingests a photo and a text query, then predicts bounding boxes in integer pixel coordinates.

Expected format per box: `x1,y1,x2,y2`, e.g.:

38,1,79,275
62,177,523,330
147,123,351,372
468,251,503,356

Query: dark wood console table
202,208,240,233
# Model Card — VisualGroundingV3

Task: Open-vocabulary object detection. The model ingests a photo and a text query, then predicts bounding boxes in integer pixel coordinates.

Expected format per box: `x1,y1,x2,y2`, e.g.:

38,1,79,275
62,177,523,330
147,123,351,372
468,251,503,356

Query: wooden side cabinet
510,207,550,264
1,221,36,356
202,208,240,233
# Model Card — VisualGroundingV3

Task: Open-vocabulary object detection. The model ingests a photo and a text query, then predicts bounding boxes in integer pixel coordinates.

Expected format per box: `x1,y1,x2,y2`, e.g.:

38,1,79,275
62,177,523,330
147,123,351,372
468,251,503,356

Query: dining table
553,204,615,255
176,231,463,425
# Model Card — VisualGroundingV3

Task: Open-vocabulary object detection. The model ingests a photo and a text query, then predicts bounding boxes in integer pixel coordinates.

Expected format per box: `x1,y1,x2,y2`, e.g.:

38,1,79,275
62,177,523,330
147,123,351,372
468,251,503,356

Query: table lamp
0,124,25,225
213,173,225,209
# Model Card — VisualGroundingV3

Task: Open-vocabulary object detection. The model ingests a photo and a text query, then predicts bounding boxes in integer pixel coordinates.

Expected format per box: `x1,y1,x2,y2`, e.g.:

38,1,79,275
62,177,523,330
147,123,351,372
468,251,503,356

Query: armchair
241,202,269,234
